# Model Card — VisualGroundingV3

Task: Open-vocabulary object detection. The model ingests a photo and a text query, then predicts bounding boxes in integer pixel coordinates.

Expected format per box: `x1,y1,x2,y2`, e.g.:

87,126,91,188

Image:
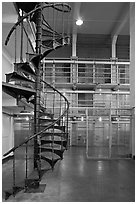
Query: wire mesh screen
111,122,130,158
86,108,131,159
87,114,110,159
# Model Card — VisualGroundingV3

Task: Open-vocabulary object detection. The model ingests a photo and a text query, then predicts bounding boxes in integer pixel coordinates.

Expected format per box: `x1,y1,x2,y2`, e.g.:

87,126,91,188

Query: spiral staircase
2,3,70,200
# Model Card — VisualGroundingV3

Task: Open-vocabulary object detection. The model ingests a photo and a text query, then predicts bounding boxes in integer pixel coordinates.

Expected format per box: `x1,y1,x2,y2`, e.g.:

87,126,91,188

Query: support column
130,2,135,157
34,3,42,168
111,35,118,59
72,33,77,57
111,36,118,85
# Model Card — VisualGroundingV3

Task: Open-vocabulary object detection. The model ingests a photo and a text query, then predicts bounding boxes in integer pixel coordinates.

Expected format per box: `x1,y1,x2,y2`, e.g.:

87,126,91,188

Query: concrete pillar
130,2,135,157
72,33,77,57
112,35,118,58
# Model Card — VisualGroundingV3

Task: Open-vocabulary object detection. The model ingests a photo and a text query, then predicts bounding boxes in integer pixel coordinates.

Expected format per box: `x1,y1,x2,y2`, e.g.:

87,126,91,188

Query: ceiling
74,2,129,35
2,2,130,58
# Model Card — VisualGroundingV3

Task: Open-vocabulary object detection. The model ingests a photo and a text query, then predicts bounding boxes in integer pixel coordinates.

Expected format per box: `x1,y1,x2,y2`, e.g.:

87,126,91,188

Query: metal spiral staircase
2,2,71,200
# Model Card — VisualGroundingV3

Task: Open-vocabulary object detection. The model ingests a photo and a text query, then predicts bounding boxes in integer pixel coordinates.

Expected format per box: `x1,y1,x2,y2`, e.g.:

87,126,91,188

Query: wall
2,111,14,157
2,47,15,157
116,35,130,59
2,48,13,81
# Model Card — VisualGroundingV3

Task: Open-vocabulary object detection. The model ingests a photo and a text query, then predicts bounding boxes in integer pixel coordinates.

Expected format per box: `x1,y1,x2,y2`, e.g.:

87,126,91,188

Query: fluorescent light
25,116,29,121
99,117,102,122
76,19,83,26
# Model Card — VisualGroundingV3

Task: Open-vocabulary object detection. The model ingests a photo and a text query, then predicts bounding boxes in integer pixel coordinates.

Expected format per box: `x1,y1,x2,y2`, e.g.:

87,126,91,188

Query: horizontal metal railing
43,60,130,86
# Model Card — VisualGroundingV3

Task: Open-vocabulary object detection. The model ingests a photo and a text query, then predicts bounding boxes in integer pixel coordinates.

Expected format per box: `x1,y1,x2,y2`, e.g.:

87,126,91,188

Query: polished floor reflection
3,147,135,202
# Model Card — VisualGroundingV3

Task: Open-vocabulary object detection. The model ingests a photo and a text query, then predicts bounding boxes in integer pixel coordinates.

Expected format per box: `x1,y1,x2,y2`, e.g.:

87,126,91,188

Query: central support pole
34,3,42,168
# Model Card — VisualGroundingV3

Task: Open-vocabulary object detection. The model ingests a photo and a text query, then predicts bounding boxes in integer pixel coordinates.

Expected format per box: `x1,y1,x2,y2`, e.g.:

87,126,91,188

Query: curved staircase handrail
5,2,71,46
3,79,69,157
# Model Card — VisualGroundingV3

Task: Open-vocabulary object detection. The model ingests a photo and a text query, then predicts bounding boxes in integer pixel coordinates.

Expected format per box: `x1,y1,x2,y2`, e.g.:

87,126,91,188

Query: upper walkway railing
42,58,130,86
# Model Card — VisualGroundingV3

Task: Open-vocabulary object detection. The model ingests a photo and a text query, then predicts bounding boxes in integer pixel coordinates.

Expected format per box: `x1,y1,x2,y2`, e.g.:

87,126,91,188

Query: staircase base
5,186,24,200
24,184,46,193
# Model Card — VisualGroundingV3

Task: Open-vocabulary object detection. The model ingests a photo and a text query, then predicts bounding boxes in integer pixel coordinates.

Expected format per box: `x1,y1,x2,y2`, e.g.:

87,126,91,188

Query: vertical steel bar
66,104,69,148
25,142,28,188
20,11,23,62
52,126,55,170
86,108,89,158
52,63,55,85
15,28,17,63
13,151,16,195
117,64,119,84
109,107,112,158
59,95,62,117
53,90,55,116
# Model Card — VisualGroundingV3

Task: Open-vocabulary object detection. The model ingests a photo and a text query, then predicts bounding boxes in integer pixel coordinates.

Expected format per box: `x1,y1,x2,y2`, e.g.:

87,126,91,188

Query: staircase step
42,28,53,38
42,39,62,50
40,124,65,132
41,155,60,169
41,139,67,148
40,132,66,138
39,105,46,112
39,111,54,119
55,37,68,46
14,62,36,76
42,39,54,48
2,82,36,100
6,72,35,83
42,28,61,38
25,179,39,190
41,148,64,159
39,118,60,126
26,53,41,69
41,48,54,58
30,54,41,69
5,186,24,200
64,36,70,45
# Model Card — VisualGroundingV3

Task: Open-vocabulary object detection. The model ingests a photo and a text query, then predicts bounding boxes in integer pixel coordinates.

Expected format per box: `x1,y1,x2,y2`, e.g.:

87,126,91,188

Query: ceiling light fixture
76,19,83,26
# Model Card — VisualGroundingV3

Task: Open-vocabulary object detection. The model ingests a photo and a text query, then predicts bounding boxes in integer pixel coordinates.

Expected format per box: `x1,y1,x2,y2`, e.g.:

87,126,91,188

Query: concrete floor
3,146,135,202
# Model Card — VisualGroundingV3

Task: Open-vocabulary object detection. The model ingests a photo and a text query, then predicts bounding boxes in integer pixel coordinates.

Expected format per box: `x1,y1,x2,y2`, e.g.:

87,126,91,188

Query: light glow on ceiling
76,19,83,26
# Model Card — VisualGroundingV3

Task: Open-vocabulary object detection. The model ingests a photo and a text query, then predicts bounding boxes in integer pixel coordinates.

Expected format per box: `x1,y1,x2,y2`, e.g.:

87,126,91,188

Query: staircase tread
15,62,36,76
41,140,67,146
41,147,64,152
41,139,66,142
39,111,54,119
6,71,35,83
41,132,66,137
41,155,60,161
2,81,36,93
39,118,55,122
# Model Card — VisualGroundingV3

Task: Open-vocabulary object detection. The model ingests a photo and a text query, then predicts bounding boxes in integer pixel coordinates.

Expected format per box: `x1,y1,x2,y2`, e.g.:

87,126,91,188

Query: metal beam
43,59,130,65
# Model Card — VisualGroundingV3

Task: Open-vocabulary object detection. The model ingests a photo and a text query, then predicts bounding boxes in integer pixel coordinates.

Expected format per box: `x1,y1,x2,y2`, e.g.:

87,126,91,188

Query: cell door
111,122,131,158
86,108,131,159
86,114,110,159
71,121,87,147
